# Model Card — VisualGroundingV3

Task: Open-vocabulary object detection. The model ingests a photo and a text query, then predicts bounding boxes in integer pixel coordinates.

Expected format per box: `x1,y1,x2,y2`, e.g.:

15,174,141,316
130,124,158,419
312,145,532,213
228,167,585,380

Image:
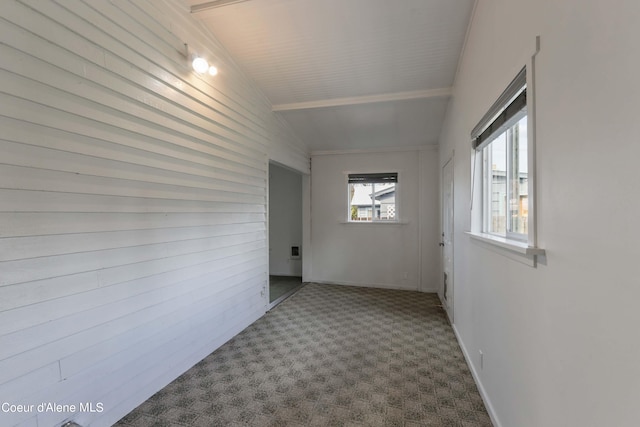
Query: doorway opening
268,162,304,308
269,275,302,306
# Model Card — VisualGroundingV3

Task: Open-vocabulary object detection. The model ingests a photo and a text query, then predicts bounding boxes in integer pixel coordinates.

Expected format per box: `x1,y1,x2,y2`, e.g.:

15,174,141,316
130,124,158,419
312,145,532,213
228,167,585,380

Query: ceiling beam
272,87,452,112
191,0,252,14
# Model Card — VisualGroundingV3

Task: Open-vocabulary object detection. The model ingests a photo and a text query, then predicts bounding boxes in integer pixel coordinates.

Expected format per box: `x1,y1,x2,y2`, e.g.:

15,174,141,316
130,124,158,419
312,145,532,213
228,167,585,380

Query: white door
441,158,454,321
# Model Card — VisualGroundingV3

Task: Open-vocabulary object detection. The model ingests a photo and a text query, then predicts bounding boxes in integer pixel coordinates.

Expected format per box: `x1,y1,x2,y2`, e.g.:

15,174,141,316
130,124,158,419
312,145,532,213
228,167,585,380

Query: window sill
466,232,545,265
341,221,409,225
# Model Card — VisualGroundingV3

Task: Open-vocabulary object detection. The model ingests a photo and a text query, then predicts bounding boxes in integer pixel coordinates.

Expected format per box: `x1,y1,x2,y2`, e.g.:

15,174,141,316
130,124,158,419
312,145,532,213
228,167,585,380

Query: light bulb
192,56,209,74
208,66,218,76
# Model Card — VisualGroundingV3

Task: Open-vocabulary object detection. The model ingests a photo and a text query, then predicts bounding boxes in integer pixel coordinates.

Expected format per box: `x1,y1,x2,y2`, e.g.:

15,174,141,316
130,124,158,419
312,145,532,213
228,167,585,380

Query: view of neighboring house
488,169,528,234
349,183,396,221
484,116,529,235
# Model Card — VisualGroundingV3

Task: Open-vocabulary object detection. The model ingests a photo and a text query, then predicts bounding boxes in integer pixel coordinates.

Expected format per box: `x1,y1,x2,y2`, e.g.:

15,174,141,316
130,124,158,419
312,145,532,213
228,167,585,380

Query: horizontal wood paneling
96,304,264,427
0,212,265,237
0,115,266,189
0,362,60,402
0,163,264,205
58,270,264,379
0,241,264,332
0,139,265,196
0,223,265,262
0,261,265,383
55,293,265,427
0,0,308,426
0,189,266,215
2,0,269,157
0,101,267,183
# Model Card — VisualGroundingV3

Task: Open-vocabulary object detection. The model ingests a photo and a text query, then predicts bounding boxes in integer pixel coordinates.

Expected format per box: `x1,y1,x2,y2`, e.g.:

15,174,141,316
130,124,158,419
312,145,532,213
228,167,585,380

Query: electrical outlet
479,350,484,370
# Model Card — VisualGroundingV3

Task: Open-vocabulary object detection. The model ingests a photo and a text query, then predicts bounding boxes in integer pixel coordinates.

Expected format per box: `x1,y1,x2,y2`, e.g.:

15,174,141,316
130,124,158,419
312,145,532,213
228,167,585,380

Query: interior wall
269,163,303,276
310,148,439,291
0,1,308,426
438,0,640,426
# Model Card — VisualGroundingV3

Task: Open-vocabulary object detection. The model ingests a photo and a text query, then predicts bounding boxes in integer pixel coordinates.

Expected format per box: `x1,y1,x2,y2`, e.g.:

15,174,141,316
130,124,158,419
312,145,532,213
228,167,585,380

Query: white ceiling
187,0,475,152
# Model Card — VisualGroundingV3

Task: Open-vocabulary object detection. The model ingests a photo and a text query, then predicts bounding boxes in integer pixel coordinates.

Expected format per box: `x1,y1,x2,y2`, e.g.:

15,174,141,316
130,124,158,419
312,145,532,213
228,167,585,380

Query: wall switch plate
290,246,301,259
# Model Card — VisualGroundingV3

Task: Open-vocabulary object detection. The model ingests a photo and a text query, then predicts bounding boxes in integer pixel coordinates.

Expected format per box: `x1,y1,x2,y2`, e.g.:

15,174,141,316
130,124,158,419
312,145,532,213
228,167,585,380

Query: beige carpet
115,283,492,426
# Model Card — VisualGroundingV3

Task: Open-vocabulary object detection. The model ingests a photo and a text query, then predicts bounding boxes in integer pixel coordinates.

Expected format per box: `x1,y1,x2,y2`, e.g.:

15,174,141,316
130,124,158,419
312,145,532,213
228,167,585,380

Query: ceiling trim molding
452,0,479,88
191,0,252,14
312,145,439,157
272,88,452,112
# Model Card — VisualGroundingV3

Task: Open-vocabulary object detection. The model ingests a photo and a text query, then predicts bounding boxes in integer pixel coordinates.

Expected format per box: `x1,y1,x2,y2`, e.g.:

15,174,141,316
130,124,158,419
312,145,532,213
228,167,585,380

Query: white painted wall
269,163,302,276
438,0,640,426
310,148,439,291
0,1,308,426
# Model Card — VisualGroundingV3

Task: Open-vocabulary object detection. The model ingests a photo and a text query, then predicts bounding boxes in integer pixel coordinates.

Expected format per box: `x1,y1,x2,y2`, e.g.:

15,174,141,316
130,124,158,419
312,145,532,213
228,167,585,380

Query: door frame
266,160,309,309
441,155,454,323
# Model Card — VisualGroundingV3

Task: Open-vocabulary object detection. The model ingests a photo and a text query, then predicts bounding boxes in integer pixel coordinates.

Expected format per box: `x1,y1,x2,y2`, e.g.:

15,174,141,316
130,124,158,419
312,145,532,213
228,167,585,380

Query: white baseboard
309,278,418,291
451,324,502,427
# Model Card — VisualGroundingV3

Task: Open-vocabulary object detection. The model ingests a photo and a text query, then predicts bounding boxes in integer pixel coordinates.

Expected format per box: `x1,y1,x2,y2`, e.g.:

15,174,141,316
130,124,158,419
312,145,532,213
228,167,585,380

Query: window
348,173,397,222
483,115,528,238
472,68,529,242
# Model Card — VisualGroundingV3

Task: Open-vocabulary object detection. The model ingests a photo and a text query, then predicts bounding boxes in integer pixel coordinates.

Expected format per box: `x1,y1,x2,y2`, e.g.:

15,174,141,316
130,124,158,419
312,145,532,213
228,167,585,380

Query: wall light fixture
191,55,209,74
184,44,218,76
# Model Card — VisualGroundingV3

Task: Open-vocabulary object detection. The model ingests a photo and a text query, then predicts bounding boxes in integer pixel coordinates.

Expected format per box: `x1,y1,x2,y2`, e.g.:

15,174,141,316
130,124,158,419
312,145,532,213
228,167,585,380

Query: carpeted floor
115,283,492,426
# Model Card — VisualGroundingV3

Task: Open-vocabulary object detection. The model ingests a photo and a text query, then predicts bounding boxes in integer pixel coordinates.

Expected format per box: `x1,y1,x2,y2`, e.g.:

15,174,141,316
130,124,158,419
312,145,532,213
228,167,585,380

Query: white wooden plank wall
0,0,309,426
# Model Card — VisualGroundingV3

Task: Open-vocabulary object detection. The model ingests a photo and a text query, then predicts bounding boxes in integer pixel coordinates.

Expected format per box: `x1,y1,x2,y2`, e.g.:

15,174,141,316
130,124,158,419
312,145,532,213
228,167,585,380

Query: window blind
348,172,398,184
471,67,527,150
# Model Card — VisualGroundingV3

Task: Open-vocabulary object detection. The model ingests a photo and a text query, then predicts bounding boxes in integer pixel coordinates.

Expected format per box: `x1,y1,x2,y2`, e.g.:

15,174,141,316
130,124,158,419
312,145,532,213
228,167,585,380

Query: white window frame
347,172,399,223
481,114,528,242
469,62,544,261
